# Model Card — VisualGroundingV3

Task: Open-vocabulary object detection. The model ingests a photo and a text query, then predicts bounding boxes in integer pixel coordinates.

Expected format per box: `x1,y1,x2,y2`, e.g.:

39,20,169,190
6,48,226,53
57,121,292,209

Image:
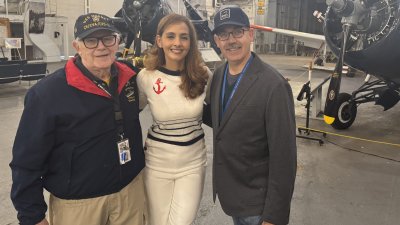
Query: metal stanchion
296,63,326,145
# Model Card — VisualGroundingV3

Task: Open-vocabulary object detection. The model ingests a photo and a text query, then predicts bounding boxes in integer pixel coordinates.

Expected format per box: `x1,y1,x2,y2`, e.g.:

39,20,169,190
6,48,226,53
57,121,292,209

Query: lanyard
91,74,125,139
91,78,113,97
221,55,253,115
75,58,125,139
74,56,117,97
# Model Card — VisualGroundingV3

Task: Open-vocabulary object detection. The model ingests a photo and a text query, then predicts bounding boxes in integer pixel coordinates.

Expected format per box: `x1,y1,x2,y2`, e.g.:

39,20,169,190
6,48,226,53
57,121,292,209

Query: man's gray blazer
205,53,297,225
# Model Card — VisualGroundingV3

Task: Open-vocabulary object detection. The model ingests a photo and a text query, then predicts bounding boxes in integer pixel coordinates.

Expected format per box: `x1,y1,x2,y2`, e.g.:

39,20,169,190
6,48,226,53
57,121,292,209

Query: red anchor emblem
153,78,166,94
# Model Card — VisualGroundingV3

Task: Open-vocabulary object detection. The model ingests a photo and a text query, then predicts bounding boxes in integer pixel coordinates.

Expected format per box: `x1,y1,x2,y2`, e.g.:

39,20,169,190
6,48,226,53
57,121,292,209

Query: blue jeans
232,215,262,225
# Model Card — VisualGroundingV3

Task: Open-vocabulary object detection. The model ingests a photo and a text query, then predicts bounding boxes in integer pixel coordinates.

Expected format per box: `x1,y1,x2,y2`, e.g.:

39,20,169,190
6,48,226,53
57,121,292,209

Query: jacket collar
65,57,136,98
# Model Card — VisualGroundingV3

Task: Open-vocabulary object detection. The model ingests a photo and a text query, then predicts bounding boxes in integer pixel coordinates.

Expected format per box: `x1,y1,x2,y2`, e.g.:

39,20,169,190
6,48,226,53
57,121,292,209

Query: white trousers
144,166,206,225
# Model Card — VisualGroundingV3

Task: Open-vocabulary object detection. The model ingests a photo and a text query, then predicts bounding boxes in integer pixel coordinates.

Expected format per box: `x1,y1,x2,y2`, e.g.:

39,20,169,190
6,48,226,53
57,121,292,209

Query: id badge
117,139,132,165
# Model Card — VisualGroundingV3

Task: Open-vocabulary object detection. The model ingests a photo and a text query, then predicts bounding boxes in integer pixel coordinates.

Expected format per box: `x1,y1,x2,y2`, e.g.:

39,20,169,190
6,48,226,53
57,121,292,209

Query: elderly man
10,13,145,225
205,5,297,225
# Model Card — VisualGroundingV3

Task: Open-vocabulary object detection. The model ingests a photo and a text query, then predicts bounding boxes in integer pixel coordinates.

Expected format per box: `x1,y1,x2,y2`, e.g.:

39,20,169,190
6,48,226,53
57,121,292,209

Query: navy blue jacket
10,58,145,225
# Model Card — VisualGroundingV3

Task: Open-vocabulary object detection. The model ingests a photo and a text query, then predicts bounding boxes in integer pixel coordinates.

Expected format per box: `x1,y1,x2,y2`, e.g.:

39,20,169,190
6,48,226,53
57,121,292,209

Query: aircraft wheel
331,93,357,130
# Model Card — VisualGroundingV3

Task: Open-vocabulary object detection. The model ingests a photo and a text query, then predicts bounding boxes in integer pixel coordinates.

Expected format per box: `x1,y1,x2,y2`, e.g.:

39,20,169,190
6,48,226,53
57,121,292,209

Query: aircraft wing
251,24,325,49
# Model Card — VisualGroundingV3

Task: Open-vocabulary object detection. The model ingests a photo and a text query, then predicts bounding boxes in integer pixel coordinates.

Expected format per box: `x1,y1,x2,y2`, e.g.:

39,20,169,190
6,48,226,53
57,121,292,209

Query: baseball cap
212,5,250,34
74,13,120,39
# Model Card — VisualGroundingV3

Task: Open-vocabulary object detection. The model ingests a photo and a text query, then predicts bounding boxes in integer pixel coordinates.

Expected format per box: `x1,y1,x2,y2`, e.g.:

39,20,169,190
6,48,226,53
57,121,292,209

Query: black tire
331,93,357,130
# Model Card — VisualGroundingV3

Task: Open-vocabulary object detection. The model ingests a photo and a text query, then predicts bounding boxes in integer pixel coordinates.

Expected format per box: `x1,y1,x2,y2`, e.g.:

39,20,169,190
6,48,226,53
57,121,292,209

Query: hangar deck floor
1,54,399,225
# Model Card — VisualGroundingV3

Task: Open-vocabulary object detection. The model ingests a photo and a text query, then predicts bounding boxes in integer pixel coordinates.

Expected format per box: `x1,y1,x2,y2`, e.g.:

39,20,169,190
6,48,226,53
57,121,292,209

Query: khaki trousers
48,171,145,225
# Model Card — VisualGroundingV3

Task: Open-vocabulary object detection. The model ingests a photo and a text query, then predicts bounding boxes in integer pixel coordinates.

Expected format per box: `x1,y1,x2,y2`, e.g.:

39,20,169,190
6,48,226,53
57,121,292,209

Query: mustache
226,44,241,49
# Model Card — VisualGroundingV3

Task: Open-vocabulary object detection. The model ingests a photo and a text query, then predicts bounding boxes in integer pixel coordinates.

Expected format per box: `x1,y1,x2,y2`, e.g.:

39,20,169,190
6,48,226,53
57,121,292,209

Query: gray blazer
205,53,297,225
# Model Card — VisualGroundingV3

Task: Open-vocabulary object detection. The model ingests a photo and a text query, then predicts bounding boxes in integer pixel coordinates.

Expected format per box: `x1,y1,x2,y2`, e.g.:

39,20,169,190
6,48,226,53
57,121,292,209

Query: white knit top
137,67,209,173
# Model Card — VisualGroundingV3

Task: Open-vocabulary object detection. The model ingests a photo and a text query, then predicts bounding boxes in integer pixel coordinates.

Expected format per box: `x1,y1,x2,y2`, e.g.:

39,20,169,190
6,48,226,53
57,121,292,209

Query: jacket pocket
246,159,269,188
44,142,75,197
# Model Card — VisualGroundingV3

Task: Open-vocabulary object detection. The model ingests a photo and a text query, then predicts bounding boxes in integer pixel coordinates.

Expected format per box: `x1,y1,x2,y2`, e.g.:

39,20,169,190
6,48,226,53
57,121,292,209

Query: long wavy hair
144,14,208,99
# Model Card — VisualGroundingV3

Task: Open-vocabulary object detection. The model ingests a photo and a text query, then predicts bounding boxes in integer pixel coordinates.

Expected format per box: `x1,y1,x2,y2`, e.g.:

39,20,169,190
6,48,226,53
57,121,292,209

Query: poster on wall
0,18,11,47
28,0,46,34
5,38,22,49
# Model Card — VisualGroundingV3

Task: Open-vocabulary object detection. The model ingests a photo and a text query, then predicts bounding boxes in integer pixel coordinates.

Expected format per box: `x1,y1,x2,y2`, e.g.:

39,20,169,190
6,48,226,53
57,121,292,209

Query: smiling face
214,25,254,68
156,22,190,71
73,30,119,75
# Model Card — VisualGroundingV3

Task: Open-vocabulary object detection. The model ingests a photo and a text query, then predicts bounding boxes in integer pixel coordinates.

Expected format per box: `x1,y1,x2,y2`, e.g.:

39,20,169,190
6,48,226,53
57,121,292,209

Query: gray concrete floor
1,55,399,225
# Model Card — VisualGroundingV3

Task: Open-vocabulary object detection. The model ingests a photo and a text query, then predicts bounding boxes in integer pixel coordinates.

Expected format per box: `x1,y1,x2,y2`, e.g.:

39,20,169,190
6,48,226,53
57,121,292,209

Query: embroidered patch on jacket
124,80,136,102
153,78,166,94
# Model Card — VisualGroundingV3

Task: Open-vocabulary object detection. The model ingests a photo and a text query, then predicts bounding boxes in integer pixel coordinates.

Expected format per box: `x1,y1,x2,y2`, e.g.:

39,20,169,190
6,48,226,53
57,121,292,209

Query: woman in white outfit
137,14,211,225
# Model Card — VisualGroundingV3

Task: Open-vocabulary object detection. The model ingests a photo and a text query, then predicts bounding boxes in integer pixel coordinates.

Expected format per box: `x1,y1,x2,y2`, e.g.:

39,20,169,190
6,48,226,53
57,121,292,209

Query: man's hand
36,218,49,225
262,222,274,225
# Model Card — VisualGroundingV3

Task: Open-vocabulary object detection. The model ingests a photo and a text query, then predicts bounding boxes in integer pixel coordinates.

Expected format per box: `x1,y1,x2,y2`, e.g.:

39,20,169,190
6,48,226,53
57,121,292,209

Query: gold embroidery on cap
91,14,101,23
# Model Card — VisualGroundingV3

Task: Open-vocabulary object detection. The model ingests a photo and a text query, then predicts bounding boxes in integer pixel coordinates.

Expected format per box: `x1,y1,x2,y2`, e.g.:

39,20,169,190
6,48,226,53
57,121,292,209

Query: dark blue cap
212,5,250,34
74,13,119,39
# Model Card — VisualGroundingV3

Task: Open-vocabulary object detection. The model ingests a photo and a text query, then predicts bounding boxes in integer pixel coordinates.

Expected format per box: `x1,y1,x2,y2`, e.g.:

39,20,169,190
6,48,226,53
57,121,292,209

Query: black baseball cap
212,5,250,34
74,13,119,39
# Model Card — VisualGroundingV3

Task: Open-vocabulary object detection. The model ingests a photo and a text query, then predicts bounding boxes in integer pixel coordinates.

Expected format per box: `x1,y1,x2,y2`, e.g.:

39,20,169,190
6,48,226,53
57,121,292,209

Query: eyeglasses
82,35,117,49
216,28,249,41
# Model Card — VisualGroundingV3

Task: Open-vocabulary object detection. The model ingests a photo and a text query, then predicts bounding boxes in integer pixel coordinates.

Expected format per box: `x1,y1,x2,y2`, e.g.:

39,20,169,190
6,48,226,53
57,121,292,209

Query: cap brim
212,22,249,34
77,27,120,39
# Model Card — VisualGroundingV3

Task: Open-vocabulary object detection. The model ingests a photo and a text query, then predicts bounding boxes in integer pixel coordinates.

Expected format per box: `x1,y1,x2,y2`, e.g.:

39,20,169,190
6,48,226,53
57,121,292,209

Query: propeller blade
323,24,352,124
182,0,221,54
183,0,203,20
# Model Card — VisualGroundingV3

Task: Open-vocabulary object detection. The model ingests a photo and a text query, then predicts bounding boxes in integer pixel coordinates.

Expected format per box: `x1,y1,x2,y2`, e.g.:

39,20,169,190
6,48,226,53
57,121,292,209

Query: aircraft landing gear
331,93,357,130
